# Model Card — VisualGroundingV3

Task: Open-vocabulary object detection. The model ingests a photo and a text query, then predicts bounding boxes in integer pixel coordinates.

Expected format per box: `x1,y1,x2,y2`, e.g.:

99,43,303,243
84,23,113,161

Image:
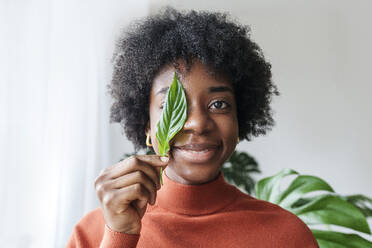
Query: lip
173,143,220,151
172,143,221,163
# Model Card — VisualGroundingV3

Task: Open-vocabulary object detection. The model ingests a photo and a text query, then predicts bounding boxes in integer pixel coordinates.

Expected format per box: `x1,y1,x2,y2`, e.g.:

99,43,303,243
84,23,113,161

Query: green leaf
254,168,298,202
311,229,372,248
293,194,371,234
155,72,187,184
343,194,372,218
254,168,372,247
222,150,260,194
278,175,334,209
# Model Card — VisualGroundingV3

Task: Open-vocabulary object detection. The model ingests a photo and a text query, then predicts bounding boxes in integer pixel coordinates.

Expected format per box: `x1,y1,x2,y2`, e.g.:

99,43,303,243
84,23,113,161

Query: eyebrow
156,87,169,95
208,86,234,94
156,86,234,95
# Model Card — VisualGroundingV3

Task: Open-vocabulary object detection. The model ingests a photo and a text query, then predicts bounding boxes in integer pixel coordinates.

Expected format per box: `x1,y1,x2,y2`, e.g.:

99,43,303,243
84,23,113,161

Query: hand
94,155,168,234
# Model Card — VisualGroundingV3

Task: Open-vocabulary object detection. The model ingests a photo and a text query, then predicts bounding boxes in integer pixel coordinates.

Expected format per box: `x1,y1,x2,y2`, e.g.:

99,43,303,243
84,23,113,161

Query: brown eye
210,100,230,109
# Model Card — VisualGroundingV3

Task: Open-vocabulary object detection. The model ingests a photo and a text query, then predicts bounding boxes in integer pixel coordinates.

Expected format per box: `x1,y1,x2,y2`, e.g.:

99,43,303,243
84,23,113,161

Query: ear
145,121,150,136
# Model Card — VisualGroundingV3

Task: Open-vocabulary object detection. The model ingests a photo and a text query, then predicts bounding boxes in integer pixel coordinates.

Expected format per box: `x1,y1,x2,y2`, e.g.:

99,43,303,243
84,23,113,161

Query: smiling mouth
172,146,220,163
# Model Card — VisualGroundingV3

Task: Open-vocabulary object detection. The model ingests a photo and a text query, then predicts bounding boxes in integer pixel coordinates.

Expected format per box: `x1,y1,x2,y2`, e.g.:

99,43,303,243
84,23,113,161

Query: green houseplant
254,168,372,247
121,150,372,247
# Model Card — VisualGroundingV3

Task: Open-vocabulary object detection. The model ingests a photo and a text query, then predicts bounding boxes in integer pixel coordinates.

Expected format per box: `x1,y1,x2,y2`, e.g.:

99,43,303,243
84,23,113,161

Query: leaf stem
160,167,163,185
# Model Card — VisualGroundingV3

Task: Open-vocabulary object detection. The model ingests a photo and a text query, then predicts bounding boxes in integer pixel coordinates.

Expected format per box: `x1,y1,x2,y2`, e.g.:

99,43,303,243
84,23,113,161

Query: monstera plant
254,168,372,247
121,150,372,247
221,150,260,194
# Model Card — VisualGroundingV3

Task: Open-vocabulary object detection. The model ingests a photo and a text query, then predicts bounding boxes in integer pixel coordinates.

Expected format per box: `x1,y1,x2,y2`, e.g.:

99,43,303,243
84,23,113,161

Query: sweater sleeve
99,225,140,248
66,208,140,248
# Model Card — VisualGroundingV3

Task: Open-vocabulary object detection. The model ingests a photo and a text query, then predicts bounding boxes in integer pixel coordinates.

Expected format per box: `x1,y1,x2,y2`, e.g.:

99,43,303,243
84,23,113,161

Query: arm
99,225,140,248
66,209,140,248
67,154,167,247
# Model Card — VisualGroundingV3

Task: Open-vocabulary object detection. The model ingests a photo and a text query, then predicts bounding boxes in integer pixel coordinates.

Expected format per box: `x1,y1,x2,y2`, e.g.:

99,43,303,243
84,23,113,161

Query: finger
110,155,168,184
110,171,158,204
134,154,169,167
116,159,161,189
135,154,169,176
131,199,147,218
136,155,169,175
104,183,151,214
121,184,151,209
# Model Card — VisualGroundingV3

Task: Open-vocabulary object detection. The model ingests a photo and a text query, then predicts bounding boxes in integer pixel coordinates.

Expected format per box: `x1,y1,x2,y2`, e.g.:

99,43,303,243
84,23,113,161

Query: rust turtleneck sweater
67,171,319,248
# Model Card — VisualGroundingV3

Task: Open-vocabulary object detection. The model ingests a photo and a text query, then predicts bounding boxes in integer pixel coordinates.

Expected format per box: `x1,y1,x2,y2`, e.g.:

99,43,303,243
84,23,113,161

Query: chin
167,164,221,185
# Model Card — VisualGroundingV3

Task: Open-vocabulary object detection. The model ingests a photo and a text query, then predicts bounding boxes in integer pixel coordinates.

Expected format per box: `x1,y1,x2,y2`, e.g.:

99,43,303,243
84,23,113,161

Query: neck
156,170,240,215
164,166,221,185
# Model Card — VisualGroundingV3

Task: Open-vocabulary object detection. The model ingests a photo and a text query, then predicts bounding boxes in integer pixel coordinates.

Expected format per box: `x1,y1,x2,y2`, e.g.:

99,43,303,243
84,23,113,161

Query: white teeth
176,147,216,162
183,149,210,153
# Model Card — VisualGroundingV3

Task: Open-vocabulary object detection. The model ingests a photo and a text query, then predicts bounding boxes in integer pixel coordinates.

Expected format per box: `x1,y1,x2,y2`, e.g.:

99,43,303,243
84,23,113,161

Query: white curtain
0,1,148,247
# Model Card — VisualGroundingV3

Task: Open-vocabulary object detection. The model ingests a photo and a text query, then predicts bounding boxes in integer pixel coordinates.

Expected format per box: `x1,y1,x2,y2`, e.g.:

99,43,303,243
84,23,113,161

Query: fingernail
160,156,169,162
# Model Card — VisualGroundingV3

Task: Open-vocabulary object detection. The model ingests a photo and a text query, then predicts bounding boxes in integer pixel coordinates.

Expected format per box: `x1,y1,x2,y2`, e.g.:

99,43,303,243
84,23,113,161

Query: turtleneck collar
155,170,240,216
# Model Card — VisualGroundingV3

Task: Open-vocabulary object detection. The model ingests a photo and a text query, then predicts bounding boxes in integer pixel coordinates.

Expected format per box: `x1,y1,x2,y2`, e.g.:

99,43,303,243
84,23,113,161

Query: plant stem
160,167,163,185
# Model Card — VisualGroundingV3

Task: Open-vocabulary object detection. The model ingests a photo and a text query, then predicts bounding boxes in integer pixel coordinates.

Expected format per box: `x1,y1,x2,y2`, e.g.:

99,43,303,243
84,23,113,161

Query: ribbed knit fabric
67,171,319,248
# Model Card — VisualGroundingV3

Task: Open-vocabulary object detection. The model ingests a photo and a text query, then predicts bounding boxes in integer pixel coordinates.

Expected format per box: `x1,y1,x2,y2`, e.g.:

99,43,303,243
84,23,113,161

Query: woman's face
147,60,239,185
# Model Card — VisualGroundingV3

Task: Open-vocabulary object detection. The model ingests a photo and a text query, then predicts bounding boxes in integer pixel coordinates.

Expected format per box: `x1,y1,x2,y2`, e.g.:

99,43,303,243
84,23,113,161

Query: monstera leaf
343,194,372,219
222,150,260,194
254,168,372,248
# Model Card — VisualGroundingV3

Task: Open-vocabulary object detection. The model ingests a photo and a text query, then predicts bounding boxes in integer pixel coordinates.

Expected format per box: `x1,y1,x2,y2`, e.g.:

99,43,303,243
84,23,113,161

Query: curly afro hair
108,6,280,152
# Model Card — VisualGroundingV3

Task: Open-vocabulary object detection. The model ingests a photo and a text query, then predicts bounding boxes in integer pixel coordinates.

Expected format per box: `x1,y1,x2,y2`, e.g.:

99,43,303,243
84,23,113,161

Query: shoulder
230,190,319,247
74,207,105,229
265,201,318,247
68,207,106,247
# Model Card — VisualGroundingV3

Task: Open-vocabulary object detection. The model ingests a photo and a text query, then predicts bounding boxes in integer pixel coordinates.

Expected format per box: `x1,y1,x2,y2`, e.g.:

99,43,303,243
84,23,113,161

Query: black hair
108,6,280,152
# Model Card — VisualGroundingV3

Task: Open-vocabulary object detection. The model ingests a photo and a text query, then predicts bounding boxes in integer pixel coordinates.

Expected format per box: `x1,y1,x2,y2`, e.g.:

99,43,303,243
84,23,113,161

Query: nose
182,103,214,135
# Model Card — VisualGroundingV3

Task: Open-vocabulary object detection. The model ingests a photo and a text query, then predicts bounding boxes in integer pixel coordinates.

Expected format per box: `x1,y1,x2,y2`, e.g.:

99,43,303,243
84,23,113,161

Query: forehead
151,61,233,96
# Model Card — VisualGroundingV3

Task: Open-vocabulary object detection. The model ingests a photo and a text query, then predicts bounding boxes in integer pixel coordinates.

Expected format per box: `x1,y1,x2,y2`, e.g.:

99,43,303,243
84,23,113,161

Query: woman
67,7,319,248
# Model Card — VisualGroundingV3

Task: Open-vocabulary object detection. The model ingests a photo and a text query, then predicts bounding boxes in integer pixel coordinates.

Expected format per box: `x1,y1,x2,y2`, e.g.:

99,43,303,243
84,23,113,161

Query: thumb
137,199,147,209
136,199,148,218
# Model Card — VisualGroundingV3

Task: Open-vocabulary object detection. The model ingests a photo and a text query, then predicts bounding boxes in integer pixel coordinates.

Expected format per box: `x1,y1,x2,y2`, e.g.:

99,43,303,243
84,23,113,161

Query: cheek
219,114,239,138
150,125,159,154
223,125,238,145
149,110,161,154
219,116,239,151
